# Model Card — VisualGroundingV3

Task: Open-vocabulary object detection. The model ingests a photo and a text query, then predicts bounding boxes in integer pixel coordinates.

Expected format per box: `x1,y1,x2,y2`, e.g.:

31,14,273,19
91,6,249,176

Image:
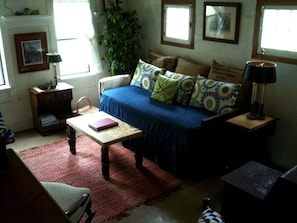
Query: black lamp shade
242,61,277,83
45,53,62,63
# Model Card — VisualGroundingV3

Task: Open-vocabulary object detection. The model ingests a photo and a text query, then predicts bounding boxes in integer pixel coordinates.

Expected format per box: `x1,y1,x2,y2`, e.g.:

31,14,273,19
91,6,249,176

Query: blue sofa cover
100,85,216,176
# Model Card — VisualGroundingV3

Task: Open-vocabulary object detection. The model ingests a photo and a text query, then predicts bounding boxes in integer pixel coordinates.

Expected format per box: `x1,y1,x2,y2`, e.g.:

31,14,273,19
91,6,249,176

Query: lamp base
247,112,265,120
247,102,265,120
38,81,56,90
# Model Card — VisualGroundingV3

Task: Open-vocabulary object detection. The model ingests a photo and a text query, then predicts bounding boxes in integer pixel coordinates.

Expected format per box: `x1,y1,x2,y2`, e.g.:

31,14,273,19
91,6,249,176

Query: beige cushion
146,50,178,72
175,57,210,77
208,60,250,107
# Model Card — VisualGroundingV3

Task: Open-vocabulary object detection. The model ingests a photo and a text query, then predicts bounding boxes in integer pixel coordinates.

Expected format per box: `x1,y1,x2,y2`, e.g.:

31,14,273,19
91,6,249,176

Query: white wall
0,0,109,132
127,0,297,170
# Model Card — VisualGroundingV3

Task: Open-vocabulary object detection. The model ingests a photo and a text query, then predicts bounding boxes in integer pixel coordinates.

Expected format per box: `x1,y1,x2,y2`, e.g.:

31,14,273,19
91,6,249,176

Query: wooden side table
223,112,279,171
28,82,74,135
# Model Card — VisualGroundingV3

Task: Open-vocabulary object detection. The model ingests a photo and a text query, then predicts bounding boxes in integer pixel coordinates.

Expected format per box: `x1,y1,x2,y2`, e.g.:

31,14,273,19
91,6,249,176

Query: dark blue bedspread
100,85,215,176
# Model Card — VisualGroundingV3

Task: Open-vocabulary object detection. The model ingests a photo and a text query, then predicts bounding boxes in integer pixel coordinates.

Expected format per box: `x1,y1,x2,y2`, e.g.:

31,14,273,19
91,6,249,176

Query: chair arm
64,193,90,216
98,74,131,99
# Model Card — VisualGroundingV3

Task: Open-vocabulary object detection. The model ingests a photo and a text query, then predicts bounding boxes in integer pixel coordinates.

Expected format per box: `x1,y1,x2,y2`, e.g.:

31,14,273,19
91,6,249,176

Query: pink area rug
19,135,182,222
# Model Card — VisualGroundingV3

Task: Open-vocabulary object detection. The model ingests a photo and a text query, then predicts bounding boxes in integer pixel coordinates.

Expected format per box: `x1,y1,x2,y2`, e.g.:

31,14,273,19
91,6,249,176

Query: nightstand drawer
56,90,72,101
38,92,56,104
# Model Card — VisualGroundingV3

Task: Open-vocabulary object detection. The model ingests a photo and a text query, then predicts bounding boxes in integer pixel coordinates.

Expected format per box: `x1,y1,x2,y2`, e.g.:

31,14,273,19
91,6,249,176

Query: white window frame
252,0,297,65
53,0,101,79
0,28,10,90
161,0,195,49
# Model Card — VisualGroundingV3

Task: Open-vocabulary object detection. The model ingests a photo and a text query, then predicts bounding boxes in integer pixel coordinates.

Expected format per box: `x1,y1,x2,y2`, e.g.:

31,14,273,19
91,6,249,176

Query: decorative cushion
164,70,197,106
151,74,179,104
208,60,250,107
130,59,165,92
190,75,241,114
146,50,178,72
175,57,210,77
198,208,225,223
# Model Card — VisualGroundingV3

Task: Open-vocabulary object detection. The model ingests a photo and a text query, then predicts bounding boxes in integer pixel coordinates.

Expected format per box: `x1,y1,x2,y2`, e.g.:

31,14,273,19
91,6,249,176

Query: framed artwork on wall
14,32,49,73
203,2,241,44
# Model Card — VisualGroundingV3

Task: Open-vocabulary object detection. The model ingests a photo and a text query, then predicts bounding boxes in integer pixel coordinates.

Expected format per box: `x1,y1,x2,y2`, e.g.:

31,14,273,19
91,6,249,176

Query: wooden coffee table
66,111,143,180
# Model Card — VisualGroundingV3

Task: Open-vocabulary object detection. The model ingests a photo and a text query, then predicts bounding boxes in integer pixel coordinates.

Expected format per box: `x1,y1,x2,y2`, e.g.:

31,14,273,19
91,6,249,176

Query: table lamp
45,53,62,88
242,60,277,120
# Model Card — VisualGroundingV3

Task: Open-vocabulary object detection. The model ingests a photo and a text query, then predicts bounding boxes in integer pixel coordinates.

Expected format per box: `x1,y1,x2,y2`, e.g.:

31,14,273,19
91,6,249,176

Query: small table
223,112,279,171
66,111,143,180
28,82,74,135
220,161,282,222
226,112,278,132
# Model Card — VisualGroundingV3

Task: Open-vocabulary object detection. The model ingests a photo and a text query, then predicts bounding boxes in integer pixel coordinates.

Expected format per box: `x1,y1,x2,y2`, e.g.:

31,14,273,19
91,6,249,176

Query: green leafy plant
99,0,142,75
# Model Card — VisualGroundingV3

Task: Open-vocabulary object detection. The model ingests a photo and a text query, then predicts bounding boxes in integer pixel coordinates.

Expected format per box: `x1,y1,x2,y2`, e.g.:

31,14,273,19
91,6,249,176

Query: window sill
59,72,97,81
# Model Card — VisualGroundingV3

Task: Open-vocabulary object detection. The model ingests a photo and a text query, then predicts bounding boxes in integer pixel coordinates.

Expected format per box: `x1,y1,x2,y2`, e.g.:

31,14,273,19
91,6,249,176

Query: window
0,54,5,86
0,28,9,89
161,0,195,49
253,0,297,64
53,0,100,79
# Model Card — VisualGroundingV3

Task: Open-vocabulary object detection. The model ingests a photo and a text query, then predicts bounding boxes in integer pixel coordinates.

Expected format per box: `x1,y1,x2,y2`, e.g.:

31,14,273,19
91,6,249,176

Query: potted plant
99,0,142,75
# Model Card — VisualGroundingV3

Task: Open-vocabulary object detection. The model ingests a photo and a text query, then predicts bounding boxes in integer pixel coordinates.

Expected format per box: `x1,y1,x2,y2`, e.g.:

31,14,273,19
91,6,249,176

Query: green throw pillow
151,75,178,104
189,75,241,114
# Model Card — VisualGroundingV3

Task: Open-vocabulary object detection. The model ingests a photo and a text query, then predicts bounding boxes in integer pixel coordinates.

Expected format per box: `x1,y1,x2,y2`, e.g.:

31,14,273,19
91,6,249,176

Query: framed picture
14,32,49,73
203,2,241,44
103,0,119,10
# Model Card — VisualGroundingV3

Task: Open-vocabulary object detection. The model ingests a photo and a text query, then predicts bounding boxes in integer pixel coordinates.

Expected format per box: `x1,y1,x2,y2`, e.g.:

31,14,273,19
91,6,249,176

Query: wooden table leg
134,138,143,168
66,125,76,155
101,145,110,180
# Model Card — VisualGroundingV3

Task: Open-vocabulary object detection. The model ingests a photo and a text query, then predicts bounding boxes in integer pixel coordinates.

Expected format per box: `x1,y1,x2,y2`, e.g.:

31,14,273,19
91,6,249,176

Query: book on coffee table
88,118,118,131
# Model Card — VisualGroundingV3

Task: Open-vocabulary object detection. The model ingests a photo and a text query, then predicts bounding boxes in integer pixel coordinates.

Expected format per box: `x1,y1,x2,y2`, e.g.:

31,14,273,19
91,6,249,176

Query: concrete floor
12,129,224,223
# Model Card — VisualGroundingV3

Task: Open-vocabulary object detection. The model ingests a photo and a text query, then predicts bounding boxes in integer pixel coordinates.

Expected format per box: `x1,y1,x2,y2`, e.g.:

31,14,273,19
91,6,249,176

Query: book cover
88,118,118,131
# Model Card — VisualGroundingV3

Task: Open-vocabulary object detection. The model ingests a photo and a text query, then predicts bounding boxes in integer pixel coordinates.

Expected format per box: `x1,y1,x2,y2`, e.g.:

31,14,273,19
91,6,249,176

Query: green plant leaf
99,1,142,75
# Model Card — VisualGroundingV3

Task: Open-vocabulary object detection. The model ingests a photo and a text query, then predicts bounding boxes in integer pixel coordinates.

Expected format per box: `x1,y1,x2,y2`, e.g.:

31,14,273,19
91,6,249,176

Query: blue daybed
98,54,250,178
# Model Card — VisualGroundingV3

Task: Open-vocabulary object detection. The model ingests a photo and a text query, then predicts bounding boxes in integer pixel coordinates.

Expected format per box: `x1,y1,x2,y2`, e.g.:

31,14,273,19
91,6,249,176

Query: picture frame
203,2,241,44
14,32,49,73
103,0,119,11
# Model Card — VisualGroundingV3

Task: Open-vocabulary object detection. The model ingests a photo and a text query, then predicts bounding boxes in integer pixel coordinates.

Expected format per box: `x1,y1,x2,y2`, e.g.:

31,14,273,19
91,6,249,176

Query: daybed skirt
100,85,215,176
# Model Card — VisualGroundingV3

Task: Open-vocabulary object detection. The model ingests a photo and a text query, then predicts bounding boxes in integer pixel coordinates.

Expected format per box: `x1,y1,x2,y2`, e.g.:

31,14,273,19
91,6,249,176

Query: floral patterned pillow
190,75,241,114
164,70,197,106
130,59,165,92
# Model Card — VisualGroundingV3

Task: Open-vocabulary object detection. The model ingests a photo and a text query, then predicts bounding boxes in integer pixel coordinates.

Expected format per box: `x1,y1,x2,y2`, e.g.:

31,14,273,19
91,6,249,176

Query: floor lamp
242,61,277,120
46,53,62,88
